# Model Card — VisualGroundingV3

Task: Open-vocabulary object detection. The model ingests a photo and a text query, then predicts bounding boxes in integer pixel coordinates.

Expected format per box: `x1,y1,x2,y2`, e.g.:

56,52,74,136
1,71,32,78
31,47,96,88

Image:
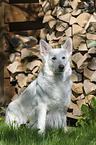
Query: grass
0,118,96,145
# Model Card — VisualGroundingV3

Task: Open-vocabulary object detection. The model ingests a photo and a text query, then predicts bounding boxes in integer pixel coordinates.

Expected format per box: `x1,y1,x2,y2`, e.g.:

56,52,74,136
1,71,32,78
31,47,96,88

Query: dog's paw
38,129,45,135
64,126,68,133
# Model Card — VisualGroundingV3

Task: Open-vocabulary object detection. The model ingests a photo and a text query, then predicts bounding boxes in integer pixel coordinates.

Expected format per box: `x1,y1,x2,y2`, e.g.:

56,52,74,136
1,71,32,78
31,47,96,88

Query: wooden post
0,2,5,106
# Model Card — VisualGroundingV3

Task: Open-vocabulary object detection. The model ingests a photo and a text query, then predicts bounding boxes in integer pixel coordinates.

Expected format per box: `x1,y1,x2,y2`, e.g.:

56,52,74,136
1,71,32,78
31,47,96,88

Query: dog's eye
62,56,65,59
52,56,56,60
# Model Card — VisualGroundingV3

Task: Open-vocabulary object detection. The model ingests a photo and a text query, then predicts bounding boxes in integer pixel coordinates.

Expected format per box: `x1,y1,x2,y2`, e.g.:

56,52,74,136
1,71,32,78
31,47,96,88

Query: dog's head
39,38,72,74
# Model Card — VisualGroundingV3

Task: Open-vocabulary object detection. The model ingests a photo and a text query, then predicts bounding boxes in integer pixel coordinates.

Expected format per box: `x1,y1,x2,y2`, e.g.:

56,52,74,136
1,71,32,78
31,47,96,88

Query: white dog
5,38,73,134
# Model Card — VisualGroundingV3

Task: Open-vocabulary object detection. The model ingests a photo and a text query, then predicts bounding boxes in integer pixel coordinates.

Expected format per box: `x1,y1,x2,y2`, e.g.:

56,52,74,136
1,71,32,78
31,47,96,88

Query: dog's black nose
59,64,64,71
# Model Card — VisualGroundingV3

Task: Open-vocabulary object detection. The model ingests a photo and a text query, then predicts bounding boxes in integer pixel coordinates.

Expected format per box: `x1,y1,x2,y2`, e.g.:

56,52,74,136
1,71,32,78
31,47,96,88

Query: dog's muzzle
59,64,65,72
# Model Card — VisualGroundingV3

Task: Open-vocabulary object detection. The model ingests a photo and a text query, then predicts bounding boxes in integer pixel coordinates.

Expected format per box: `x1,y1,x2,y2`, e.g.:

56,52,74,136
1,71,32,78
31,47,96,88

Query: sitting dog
5,38,73,134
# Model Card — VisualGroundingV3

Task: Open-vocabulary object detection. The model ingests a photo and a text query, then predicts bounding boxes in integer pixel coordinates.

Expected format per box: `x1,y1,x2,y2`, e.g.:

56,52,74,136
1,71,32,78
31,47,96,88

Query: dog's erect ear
61,38,72,55
39,39,52,55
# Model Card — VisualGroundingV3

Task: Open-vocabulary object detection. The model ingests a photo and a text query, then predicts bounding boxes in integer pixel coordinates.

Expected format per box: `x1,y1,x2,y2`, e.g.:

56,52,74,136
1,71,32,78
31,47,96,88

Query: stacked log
6,35,43,102
39,0,96,119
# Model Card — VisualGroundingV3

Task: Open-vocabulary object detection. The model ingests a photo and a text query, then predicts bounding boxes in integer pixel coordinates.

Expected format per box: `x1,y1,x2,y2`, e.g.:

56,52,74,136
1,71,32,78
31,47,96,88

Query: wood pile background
6,0,96,119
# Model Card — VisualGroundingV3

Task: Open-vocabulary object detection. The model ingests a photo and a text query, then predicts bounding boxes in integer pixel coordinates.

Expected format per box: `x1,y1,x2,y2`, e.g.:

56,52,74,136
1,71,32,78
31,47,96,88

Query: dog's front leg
37,103,47,134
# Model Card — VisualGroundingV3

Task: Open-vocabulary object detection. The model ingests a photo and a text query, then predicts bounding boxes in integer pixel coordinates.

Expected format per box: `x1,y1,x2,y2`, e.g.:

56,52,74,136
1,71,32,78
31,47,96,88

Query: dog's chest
44,78,71,103
37,72,72,109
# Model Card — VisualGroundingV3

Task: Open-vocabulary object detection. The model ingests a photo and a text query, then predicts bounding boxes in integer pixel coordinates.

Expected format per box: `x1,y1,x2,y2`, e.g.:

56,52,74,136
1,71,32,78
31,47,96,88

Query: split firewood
39,0,96,119
43,10,54,23
72,83,83,94
78,43,88,51
73,35,85,49
87,40,96,48
65,27,72,37
71,70,82,82
77,99,86,111
72,9,81,16
40,28,48,39
77,13,91,27
58,13,71,23
56,21,67,32
76,53,88,69
26,74,35,84
77,94,85,101
49,20,57,29
84,80,96,95
26,60,42,71
16,73,27,88
84,67,94,80
7,61,23,74
49,0,60,6
69,101,76,110
70,16,77,25
21,48,33,60
73,105,81,116
91,71,96,82
70,0,79,10
85,95,94,103
72,24,86,35
88,57,96,70
85,14,96,30
86,33,96,40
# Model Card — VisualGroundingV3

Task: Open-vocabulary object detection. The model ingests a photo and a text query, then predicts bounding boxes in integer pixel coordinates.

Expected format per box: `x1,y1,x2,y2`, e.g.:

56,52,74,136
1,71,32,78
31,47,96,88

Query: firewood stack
6,0,96,119
39,0,96,119
6,35,43,99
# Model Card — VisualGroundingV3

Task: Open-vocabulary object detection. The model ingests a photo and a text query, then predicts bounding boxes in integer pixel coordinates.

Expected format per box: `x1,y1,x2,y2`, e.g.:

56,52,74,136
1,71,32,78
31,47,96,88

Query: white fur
5,38,73,133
